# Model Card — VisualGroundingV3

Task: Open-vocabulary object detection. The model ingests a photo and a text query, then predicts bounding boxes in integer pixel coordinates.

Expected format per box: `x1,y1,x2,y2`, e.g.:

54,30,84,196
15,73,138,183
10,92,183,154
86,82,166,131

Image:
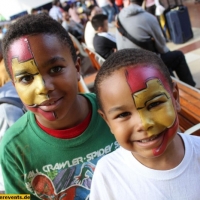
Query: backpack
0,97,27,113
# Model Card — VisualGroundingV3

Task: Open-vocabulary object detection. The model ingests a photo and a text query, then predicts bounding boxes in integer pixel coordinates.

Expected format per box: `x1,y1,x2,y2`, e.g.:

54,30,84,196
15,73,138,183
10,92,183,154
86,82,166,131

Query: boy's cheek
15,83,48,106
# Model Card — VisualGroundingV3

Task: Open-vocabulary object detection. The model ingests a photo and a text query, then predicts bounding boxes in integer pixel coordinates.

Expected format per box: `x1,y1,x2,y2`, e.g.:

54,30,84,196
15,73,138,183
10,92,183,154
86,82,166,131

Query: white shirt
90,133,200,200
49,5,62,22
84,21,96,50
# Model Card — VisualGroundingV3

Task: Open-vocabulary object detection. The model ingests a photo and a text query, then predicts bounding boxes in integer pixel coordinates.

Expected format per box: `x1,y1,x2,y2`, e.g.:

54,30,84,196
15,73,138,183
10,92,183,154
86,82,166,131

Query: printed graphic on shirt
25,141,119,199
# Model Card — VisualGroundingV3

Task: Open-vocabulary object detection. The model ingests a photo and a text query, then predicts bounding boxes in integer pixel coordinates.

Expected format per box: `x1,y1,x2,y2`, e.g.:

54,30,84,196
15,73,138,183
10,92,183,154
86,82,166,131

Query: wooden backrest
83,72,97,89
68,33,88,57
81,43,105,70
78,75,90,93
172,77,200,136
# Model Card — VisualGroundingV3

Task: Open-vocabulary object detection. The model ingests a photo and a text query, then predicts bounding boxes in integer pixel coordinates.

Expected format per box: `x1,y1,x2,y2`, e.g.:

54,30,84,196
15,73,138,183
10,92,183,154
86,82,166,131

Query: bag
165,6,193,44
0,97,27,113
116,15,158,53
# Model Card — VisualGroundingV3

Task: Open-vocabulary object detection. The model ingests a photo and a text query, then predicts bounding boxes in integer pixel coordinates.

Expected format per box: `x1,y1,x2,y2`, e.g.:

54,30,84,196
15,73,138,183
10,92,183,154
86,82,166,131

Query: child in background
91,14,116,59
84,5,102,50
90,48,200,200
0,13,118,198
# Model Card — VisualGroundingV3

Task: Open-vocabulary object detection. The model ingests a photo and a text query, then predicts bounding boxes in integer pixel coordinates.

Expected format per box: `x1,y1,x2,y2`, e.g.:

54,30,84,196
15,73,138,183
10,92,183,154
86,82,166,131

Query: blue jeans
101,5,114,23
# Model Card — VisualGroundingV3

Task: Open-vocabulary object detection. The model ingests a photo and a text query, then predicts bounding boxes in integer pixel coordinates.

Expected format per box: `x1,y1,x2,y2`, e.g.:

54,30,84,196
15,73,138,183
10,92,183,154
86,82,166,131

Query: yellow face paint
133,79,176,137
12,57,49,106
8,36,49,106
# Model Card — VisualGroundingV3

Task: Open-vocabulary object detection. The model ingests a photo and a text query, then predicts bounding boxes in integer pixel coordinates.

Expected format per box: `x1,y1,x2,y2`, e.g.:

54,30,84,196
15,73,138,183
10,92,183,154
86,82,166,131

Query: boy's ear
98,109,110,125
98,109,114,135
97,26,103,32
172,82,181,112
75,57,81,81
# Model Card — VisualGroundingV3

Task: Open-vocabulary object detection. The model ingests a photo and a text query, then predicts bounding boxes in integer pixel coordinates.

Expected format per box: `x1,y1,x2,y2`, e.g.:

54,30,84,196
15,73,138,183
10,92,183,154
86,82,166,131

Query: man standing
62,11,84,41
96,0,115,27
49,0,63,23
116,0,196,87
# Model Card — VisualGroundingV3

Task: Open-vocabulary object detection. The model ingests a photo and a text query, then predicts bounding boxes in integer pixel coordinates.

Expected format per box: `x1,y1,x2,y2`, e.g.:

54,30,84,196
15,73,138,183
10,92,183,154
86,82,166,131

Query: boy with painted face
90,48,200,200
0,14,118,197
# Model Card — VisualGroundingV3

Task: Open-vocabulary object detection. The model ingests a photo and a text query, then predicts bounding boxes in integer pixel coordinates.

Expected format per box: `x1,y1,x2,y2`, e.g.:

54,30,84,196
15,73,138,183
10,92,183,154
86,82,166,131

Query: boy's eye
50,66,62,73
147,101,163,110
19,75,34,84
116,112,131,118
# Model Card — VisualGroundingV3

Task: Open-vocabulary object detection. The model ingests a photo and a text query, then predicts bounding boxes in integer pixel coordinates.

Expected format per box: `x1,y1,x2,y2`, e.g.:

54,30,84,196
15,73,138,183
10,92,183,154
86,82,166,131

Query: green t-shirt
0,93,118,199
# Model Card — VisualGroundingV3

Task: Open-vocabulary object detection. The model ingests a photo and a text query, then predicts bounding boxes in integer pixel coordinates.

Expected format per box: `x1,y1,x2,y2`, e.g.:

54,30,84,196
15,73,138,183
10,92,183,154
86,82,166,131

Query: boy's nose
35,76,54,95
136,110,154,133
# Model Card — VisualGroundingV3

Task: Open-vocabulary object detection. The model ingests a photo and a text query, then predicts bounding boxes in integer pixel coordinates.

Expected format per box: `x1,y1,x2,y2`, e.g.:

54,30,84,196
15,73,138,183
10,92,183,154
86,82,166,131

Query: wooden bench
82,43,105,71
172,77,200,136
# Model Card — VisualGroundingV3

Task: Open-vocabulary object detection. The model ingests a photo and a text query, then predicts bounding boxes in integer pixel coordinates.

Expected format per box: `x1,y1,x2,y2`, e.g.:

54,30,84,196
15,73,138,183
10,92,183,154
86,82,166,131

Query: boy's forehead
8,36,34,76
125,65,170,93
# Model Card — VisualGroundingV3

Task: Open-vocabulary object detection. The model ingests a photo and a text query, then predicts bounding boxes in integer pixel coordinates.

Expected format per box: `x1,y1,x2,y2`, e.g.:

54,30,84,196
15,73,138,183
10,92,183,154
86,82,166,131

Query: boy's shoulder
96,147,123,169
180,132,200,147
81,92,97,106
179,133,200,161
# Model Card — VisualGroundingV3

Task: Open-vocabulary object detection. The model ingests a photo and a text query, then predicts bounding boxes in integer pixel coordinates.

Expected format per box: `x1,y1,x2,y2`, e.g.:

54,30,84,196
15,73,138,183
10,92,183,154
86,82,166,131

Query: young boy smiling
90,48,200,200
0,14,118,197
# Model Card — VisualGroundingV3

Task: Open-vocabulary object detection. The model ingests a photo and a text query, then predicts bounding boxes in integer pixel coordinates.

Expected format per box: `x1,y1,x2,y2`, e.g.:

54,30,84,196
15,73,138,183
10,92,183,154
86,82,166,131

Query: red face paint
7,36,33,79
8,36,56,121
125,65,178,157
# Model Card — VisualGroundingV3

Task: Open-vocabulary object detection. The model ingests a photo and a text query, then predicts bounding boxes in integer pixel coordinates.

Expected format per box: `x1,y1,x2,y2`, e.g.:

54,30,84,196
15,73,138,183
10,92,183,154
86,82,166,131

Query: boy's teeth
49,101,55,105
139,135,158,143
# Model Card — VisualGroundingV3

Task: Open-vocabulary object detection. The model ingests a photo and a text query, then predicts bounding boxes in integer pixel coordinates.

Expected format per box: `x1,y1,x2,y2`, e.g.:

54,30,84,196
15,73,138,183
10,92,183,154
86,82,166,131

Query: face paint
8,36,56,121
125,66,179,156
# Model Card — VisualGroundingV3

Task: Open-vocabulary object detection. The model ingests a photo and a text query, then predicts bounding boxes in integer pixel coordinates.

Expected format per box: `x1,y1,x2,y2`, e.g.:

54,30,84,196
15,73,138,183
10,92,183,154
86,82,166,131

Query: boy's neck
132,134,185,170
96,30,107,33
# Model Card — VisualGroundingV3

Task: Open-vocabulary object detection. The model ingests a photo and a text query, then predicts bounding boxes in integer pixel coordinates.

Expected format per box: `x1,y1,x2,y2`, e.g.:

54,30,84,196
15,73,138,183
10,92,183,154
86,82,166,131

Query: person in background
84,5,102,50
90,48,200,199
96,0,115,27
144,0,164,16
116,0,196,87
92,14,116,59
68,2,82,24
49,0,63,23
0,40,10,87
62,11,84,41
0,13,117,197
115,0,123,11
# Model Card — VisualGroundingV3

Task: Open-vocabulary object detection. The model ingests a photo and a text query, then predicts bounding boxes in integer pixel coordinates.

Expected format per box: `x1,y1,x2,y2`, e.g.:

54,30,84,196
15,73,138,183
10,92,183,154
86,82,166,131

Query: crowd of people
0,0,199,198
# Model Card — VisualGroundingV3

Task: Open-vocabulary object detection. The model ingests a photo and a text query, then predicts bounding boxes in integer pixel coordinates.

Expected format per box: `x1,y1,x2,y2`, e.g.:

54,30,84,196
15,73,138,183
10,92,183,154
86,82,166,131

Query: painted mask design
125,66,179,156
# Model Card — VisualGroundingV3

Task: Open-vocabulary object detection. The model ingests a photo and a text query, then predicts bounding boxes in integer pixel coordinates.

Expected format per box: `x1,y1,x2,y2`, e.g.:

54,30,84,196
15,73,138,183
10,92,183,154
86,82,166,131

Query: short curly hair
94,48,173,110
2,13,77,78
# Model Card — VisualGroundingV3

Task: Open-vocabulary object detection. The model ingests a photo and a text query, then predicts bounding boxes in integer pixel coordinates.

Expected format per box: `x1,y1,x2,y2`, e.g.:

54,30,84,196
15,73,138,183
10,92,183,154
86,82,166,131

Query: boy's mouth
136,132,164,143
39,98,61,106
